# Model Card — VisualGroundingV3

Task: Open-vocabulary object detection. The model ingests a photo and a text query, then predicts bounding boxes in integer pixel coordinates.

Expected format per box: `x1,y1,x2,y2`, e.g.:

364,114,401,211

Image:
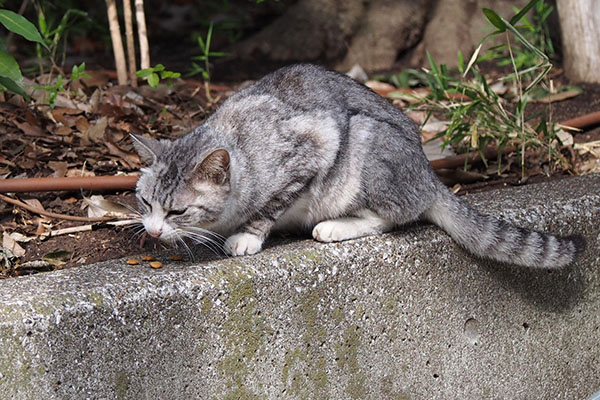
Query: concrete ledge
1,175,599,399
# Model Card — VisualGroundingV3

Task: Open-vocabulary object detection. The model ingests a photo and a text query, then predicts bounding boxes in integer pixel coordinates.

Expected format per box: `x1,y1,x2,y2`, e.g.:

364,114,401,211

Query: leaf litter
0,67,228,277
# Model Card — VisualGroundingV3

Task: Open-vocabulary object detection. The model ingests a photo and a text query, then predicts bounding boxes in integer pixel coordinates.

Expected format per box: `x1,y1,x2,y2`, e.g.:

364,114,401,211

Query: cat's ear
192,149,230,186
130,134,161,165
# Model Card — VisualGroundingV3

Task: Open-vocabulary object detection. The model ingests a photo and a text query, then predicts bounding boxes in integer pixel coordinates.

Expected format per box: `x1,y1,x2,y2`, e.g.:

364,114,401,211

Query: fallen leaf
556,129,574,146
23,198,45,212
86,116,108,143
49,161,68,177
532,88,582,104
14,120,42,136
2,232,26,257
84,195,133,218
42,250,72,266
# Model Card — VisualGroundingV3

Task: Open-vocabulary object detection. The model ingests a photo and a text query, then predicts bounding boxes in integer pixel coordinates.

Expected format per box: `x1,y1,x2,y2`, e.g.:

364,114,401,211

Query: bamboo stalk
105,0,128,85
123,0,138,87
135,0,150,69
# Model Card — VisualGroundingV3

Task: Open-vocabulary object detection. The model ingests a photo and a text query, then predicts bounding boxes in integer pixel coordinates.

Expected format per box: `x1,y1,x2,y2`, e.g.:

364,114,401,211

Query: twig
0,194,113,222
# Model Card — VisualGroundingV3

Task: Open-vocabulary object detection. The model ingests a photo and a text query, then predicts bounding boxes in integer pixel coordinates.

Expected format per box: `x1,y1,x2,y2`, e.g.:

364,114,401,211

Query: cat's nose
147,228,162,238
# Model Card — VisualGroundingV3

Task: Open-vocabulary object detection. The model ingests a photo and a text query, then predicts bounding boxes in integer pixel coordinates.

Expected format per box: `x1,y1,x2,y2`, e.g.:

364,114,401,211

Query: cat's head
131,134,230,242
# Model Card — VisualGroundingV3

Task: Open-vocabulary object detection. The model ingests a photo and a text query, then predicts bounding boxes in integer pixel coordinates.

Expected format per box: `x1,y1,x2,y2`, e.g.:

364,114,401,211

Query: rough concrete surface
0,174,599,400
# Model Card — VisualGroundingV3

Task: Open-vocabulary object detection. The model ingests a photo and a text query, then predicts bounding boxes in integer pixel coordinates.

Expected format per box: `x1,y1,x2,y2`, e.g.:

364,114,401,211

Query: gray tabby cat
132,64,584,268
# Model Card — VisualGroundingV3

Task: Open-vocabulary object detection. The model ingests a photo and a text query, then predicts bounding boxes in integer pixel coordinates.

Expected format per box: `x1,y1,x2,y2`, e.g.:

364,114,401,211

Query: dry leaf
3,232,26,257
49,161,68,177
23,198,45,212
532,89,582,104
556,129,574,146
87,116,108,143
84,195,133,218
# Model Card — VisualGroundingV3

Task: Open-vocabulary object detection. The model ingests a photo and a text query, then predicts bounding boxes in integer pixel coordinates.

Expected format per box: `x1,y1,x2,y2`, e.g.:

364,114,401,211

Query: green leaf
136,68,152,78
0,76,27,97
0,49,22,82
0,9,48,49
147,73,159,88
509,0,540,26
483,8,506,31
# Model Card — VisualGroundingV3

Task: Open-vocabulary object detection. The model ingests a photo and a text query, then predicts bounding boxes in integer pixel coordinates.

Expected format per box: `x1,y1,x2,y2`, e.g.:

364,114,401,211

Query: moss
0,331,36,397
300,290,326,345
335,326,361,373
87,292,104,308
220,387,262,400
217,272,269,399
114,371,130,400
346,374,367,399
382,296,397,314
200,296,213,316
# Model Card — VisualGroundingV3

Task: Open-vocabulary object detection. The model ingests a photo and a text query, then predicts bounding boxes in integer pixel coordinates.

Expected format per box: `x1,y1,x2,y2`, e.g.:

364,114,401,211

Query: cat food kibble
126,259,139,265
149,261,163,269
169,255,183,261
141,255,155,261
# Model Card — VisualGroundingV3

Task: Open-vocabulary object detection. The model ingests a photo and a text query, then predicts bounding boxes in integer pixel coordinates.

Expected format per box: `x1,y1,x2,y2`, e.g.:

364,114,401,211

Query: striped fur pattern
132,64,585,267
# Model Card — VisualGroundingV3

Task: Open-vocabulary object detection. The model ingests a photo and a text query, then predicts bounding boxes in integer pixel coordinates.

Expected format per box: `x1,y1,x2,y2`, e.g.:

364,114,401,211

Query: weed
35,62,90,108
478,0,556,80
403,0,565,177
187,22,228,101
136,64,181,89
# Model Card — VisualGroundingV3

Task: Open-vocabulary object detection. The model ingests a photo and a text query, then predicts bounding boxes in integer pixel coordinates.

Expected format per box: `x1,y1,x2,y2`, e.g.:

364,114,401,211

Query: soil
1,65,599,279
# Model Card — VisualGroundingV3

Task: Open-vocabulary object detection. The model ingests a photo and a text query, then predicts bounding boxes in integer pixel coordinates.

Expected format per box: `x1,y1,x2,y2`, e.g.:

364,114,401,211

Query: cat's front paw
313,220,352,242
225,233,263,256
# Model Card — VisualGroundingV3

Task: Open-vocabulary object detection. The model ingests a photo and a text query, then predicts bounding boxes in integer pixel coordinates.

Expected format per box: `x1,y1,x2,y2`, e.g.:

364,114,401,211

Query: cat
131,63,585,268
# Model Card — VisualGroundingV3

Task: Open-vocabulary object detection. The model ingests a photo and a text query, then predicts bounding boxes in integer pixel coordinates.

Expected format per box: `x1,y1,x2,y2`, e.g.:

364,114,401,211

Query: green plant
136,64,181,89
0,8,47,97
478,0,555,80
187,22,228,101
35,5,89,70
36,61,90,108
412,0,563,177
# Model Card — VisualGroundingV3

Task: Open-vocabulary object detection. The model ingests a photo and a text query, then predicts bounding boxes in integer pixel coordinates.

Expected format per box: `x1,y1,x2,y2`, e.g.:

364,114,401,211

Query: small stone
149,261,163,269
126,259,139,265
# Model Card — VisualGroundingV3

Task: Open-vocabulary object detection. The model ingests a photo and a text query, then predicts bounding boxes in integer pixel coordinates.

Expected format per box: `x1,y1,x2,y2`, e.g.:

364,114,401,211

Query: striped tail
423,188,586,268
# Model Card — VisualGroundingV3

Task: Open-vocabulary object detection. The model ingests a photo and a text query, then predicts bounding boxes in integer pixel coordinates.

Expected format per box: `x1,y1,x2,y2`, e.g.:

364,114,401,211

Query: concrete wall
0,175,599,399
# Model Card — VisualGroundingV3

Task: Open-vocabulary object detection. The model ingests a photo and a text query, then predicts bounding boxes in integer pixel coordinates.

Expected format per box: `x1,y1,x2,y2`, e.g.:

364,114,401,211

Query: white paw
224,233,263,256
312,220,355,243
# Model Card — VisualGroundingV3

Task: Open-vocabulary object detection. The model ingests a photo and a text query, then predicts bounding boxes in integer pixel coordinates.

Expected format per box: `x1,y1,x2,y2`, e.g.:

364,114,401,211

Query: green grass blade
483,8,507,31
509,0,540,25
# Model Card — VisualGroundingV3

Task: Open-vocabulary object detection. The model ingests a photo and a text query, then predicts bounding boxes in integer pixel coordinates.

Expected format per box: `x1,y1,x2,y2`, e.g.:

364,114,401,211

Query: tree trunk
556,0,600,83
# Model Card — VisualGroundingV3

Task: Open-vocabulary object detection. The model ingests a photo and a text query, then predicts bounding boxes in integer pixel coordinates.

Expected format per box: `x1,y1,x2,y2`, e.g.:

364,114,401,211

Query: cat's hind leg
312,210,394,243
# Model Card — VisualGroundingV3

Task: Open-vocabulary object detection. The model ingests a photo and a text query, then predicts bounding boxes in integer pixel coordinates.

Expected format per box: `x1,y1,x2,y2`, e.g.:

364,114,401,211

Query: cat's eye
166,209,186,217
139,197,151,211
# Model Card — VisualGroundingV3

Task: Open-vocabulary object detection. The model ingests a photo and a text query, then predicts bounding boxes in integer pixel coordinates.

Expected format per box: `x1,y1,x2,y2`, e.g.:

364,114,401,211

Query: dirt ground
1,67,599,278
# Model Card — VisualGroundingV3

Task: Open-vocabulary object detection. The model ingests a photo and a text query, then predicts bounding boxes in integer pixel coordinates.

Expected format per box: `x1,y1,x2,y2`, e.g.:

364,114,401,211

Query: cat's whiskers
177,227,224,255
